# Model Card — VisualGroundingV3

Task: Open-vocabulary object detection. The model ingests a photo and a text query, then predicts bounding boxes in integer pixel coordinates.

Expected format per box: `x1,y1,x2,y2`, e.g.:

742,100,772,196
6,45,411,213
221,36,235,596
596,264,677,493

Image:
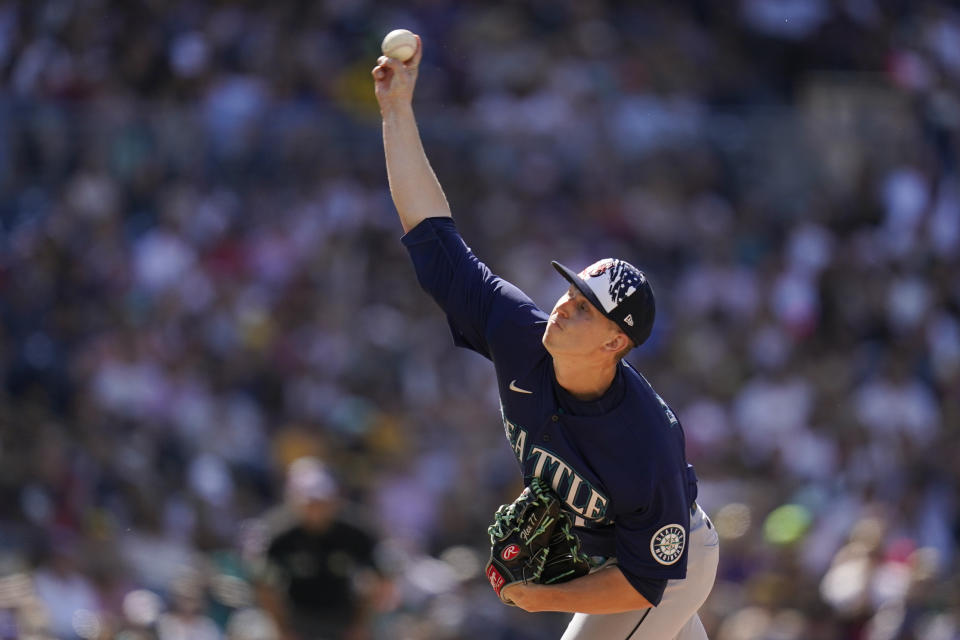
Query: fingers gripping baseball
372,34,422,112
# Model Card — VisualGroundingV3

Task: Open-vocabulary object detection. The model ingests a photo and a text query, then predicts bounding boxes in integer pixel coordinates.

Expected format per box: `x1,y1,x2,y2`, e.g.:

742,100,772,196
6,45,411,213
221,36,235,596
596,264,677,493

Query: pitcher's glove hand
485,479,591,604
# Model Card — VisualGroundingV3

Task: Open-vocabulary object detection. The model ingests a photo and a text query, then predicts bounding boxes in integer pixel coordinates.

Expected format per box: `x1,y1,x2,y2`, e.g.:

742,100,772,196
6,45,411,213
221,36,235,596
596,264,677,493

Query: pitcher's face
542,286,623,357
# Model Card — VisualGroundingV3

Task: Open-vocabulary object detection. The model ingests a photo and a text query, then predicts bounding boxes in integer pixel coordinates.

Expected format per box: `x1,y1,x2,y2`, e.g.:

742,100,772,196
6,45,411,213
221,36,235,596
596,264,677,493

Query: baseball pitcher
372,34,719,640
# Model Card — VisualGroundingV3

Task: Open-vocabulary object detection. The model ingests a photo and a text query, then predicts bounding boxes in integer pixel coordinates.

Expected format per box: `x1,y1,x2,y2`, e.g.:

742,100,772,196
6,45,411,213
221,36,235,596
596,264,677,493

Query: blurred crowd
1,0,959,638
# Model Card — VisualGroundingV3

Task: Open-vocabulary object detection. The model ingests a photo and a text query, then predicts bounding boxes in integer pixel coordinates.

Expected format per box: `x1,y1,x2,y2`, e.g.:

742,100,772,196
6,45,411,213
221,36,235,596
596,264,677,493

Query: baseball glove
485,478,591,604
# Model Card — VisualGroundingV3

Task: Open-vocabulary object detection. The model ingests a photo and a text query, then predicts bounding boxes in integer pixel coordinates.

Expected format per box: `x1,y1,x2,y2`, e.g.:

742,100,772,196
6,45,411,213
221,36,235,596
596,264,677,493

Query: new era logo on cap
552,258,656,347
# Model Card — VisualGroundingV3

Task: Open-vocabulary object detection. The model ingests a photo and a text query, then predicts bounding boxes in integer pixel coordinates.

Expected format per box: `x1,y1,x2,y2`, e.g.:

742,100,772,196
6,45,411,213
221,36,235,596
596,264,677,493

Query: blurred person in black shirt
256,458,387,640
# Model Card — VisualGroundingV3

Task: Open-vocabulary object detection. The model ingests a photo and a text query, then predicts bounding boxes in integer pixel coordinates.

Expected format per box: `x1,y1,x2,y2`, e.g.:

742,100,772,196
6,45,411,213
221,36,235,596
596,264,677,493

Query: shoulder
266,521,303,551
618,367,686,465
249,506,300,553
620,365,674,426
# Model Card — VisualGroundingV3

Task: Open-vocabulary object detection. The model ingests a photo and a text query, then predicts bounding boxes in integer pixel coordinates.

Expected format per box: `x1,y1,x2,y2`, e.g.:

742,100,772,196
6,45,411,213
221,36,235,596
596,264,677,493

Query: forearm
505,567,653,614
372,34,451,233
382,104,452,233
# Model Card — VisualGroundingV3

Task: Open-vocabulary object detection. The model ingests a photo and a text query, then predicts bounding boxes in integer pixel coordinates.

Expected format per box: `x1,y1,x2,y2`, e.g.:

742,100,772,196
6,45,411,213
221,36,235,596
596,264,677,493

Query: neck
552,354,618,401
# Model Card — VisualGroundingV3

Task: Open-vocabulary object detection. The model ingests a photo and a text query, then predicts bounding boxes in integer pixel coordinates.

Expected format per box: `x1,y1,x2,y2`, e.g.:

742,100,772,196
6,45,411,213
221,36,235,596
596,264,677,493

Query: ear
602,331,630,354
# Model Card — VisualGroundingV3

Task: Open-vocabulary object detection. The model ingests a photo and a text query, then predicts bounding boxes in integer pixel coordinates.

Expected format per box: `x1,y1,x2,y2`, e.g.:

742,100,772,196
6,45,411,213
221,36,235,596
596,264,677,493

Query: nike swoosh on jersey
509,380,533,394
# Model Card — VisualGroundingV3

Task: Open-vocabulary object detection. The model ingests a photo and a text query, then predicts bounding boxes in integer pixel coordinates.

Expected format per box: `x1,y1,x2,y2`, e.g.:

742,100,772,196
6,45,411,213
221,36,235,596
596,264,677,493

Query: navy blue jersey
402,218,698,596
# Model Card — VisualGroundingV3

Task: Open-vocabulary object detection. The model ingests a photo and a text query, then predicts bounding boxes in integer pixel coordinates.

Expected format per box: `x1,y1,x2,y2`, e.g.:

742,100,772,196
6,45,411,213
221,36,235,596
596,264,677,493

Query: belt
690,501,713,530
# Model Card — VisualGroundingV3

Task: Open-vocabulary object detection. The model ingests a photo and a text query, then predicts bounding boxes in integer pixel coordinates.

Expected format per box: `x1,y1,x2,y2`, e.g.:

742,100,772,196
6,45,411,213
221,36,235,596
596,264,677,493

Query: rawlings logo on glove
485,478,591,604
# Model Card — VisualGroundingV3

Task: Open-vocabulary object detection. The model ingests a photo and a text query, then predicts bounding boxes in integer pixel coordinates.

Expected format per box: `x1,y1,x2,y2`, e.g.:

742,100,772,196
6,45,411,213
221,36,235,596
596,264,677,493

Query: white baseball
381,29,417,62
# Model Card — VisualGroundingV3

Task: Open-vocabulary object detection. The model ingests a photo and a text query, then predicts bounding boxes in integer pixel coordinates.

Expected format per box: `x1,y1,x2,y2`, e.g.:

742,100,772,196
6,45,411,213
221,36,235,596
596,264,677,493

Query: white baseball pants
560,505,720,640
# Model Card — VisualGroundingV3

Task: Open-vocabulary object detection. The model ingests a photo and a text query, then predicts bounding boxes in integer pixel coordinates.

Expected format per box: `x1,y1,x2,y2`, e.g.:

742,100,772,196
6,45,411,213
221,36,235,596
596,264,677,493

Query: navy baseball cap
551,258,656,347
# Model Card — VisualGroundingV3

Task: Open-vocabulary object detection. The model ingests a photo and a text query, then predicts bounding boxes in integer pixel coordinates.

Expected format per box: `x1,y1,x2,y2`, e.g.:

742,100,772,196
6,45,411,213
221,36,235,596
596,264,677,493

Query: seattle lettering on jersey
503,416,527,463
502,415,610,524
529,447,610,523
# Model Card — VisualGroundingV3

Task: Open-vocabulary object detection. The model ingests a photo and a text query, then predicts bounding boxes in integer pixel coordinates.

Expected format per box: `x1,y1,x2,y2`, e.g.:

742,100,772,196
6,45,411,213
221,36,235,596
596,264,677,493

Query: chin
541,331,566,358
541,334,550,351
541,328,555,351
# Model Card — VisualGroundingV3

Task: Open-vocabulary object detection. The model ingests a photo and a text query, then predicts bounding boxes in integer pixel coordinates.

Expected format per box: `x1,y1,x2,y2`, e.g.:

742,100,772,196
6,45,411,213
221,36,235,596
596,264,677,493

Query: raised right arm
374,37,546,364
372,35,452,234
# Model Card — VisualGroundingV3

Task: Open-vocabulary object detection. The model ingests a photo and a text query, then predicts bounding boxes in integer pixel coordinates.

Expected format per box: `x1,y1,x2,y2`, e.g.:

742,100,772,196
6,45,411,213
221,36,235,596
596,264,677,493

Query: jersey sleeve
624,574,668,607
613,466,692,592
401,217,546,361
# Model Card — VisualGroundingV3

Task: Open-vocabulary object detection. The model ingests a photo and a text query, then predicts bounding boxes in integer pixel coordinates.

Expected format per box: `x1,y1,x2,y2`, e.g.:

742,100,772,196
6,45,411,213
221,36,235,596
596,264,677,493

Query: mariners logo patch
650,524,685,565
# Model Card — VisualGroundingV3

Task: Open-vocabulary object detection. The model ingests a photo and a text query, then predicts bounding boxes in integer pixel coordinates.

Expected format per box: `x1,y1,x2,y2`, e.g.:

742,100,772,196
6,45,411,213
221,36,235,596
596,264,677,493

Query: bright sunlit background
0,1,958,638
